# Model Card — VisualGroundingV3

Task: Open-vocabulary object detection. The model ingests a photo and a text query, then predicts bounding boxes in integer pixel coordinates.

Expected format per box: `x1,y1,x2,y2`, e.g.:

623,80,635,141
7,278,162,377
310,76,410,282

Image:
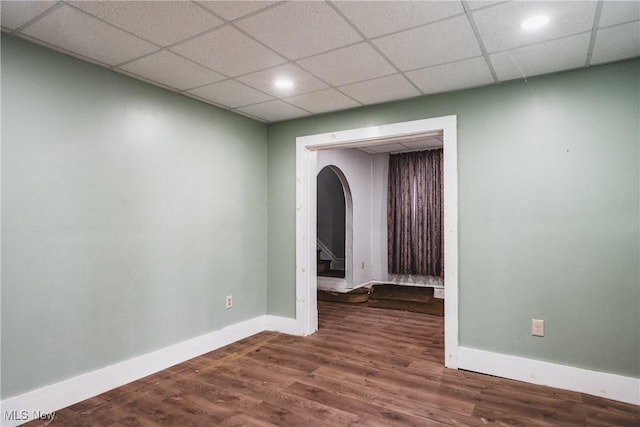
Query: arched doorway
316,165,353,290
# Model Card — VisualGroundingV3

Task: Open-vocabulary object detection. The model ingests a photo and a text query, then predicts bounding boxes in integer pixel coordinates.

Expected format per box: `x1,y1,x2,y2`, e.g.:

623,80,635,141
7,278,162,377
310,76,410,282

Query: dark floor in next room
25,301,640,426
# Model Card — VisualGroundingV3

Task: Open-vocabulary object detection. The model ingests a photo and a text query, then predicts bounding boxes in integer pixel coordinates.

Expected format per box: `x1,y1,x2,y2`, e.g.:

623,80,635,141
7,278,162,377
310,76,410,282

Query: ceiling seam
185,79,278,108
585,1,604,67
361,11,469,43
192,0,286,25
236,96,315,117
400,54,488,76
486,29,598,56
461,0,499,84
598,18,640,30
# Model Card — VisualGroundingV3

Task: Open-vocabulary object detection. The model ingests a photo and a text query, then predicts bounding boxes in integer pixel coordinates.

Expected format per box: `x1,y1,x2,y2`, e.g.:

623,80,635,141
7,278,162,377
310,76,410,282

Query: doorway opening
295,115,459,369
316,165,353,288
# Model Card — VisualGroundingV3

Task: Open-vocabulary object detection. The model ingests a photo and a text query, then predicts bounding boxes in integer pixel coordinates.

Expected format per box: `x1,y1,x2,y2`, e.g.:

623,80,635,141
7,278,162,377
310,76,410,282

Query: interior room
1,1,639,426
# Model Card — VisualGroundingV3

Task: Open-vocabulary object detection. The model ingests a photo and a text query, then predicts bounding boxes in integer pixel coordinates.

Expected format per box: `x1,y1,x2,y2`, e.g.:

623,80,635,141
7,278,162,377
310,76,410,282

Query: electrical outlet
531,319,544,337
225,295,233,309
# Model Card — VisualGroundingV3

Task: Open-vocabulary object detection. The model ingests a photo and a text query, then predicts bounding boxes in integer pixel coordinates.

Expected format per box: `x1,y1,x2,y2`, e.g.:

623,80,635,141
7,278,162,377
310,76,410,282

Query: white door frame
295,115,459,369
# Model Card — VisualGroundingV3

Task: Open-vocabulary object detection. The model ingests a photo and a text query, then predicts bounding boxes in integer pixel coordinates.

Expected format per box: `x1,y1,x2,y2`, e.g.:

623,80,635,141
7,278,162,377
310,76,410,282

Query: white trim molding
264,315,301,336
295,115,459,367
458,346,640,406
0,315,299,427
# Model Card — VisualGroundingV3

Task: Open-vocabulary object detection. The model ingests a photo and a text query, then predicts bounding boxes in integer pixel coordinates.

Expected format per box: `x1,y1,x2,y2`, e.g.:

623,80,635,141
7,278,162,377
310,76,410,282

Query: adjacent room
1,1,639,426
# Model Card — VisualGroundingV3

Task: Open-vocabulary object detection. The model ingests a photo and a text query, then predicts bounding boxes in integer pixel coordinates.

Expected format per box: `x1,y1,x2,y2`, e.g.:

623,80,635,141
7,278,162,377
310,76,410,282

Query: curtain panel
387,149,443,277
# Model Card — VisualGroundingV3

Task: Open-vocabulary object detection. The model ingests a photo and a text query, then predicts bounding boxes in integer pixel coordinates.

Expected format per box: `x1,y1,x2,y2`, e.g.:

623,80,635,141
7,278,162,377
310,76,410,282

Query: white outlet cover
532,319,544,337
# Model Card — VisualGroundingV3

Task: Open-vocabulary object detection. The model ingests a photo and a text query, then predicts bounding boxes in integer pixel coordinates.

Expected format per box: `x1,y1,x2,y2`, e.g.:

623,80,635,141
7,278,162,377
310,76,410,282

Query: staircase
317,249,345,278
317,250,331,273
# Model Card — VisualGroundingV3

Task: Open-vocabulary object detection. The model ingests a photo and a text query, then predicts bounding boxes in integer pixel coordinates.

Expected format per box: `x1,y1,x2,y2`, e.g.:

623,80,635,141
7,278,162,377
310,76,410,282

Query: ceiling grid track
585,0,604,67
2,0,637,123
461,0,500,84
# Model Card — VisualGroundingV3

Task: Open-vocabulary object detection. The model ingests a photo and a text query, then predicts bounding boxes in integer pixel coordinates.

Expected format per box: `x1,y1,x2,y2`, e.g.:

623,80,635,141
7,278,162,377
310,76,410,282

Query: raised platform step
370,284,434,303
318,284,444,316
318,288,369,303
368,297,444,316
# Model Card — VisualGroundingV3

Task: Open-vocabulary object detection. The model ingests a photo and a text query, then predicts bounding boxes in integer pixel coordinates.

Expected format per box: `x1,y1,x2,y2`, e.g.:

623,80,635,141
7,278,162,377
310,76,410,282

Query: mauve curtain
387,149,443,277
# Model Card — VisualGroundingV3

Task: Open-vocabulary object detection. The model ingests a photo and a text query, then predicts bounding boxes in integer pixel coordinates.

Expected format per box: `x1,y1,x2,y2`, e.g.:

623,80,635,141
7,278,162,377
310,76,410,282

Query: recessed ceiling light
274,79,294,89
521,15,550,30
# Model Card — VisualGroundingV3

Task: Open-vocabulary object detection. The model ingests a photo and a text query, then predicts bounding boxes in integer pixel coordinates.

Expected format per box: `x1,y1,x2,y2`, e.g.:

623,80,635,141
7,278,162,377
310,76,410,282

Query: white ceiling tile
358,147,377,154
171,25,286,76
401,138,443,150
1,0,57,31
339,74,421,105
406,57,494,94
490,33,591,81
473,1,597,53
118,51,224,91
236,100,310,122
188,80,273,108
370,143,407,153
599,1,640,28
69,1,223,47
20,4,156,66
297,43,396,86
285,89,360,114
373,15,482,71
235,1,362,59
334,1,464,38
197,1,277,21
357,135,443,154
591,21,640,65
237,63,328,97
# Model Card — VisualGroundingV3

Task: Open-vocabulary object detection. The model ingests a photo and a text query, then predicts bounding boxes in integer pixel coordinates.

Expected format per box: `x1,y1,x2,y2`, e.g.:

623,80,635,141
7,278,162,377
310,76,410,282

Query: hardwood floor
26,301,639,426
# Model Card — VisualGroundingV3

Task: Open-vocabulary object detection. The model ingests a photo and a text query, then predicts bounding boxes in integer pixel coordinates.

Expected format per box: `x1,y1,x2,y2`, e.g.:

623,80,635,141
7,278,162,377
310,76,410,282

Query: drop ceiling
2,1,639,123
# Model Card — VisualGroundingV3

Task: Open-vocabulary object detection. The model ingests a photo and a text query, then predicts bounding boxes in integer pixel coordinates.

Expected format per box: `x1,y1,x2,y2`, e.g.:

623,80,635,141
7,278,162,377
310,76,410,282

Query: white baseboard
0,315,277,427
265,315,300,335
317,277,348,292
458,346,640,406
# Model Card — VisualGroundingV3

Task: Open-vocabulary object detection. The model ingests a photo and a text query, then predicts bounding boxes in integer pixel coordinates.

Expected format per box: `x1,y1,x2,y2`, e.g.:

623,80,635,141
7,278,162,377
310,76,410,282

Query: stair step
318,269,345,278
317,259,331,273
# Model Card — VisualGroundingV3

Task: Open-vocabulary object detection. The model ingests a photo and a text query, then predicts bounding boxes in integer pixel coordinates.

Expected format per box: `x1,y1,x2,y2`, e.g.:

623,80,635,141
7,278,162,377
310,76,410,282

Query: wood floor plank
284,380,443,427
22,301,640,427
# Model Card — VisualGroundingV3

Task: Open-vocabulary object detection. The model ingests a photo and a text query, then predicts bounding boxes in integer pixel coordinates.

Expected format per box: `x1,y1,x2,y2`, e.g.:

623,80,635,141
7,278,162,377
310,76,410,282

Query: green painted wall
267,59,640,378
1,36,268,398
